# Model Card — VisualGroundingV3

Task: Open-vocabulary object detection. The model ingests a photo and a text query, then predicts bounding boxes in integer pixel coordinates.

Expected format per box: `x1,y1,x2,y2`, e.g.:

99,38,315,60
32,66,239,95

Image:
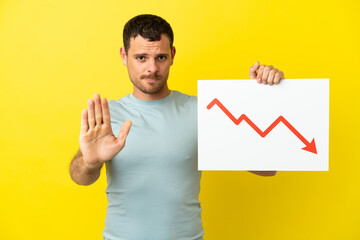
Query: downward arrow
207,98,318,154
302,139,317,154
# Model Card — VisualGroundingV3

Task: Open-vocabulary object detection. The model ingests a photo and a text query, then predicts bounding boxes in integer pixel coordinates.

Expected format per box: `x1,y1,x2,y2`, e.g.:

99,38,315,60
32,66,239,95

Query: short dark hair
123,14,174,54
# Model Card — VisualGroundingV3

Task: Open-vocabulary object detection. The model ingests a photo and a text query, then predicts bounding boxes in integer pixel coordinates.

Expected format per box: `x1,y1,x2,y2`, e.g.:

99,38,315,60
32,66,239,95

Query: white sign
198,79,329,171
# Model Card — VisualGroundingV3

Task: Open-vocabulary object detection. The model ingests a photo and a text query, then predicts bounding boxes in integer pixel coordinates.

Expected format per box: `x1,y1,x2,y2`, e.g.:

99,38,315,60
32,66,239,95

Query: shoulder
172,90,197,106
108,94,133,110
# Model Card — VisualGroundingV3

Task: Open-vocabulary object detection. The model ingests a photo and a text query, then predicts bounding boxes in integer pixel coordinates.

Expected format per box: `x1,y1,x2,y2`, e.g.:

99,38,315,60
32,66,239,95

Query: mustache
140,74,161,80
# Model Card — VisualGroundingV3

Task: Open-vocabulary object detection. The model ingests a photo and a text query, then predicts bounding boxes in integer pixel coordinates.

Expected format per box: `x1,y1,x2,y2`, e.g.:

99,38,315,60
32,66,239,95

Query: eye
157,55,167,61
137,56,145,61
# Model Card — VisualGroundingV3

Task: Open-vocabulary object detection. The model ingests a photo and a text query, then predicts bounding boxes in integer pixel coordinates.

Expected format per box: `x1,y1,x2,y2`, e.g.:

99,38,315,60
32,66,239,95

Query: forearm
249,171,277,177
70,154,103,186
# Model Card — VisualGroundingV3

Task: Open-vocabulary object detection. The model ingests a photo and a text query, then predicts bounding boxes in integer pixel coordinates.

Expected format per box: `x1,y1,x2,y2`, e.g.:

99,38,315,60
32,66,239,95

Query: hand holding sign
249,61,285,85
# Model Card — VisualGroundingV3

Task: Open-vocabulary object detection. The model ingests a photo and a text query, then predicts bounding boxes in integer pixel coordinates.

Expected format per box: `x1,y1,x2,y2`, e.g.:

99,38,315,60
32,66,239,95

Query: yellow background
1,0,359,239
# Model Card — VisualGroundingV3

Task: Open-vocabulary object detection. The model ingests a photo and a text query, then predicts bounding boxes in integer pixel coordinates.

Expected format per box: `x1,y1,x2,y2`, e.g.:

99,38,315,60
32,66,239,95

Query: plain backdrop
1,0,359,239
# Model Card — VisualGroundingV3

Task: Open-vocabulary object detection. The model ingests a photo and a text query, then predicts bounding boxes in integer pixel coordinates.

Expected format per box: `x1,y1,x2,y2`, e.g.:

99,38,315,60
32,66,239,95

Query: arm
70,149,103,186
248,171,277,177
69,93,132,186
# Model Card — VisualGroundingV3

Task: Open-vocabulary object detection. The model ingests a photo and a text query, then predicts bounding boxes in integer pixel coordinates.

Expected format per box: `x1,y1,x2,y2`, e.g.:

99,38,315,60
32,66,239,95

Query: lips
143,77,161,83
145,78,158,82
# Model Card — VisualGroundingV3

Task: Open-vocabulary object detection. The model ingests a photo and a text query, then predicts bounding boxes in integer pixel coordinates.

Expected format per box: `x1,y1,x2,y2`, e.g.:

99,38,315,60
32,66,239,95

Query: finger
280,71,285,80
87,99,95,129
94,93,103,127
116,120,132,148
267,69,277,86
274,72,282,84
257,65,265,83
261,65,274,84
249,61,260,79
102,97,111,127
80,109,89,134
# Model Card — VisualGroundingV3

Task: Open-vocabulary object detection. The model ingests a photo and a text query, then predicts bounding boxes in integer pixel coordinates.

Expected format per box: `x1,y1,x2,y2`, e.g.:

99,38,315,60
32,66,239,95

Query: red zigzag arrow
207,98,317,154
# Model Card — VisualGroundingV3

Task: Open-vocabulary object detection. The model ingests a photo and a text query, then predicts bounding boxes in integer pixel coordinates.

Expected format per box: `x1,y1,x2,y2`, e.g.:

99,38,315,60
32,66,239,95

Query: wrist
82,157,103,171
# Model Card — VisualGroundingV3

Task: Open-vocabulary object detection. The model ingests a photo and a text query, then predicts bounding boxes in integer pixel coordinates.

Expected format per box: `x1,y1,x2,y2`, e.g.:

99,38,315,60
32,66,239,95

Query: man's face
120,34,175,98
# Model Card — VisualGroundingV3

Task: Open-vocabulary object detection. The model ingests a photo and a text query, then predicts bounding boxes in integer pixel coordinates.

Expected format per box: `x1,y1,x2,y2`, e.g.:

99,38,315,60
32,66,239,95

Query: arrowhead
302,138,317,154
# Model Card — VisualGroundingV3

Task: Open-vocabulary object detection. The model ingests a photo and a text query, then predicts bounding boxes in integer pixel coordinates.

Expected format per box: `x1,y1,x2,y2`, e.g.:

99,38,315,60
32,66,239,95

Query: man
70,14,284,240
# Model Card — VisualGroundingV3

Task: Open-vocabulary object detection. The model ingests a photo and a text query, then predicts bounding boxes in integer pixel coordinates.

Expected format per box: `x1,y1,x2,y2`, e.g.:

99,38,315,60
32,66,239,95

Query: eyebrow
133,53,170,57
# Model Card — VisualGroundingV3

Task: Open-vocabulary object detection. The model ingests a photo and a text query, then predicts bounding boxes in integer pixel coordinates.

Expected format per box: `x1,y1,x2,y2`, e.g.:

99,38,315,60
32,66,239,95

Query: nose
147,59,158,73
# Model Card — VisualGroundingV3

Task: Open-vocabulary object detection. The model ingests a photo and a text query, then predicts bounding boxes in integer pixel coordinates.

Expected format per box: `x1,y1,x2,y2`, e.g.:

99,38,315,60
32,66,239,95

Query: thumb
116,120,132,148
249,61,260,79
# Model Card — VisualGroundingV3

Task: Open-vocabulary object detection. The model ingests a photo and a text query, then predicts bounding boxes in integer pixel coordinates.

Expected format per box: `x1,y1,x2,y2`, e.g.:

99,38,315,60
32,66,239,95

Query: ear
120,47,127,66
170,46,176,66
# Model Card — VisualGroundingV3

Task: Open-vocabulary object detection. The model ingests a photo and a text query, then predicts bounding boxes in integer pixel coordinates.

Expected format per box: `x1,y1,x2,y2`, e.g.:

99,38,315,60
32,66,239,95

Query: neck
132,85,171,101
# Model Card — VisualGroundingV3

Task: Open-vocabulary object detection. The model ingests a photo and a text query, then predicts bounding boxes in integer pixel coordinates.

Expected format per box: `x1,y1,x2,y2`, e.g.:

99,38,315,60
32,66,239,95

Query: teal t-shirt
103,91,204,240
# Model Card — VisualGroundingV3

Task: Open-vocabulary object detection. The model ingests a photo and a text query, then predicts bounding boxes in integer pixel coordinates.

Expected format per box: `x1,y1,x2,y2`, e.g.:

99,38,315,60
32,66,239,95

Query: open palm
79,94,131,167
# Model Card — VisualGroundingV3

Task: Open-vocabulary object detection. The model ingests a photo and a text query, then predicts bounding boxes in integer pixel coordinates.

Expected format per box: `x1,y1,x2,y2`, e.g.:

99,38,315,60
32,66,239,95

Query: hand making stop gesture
79,93,132,168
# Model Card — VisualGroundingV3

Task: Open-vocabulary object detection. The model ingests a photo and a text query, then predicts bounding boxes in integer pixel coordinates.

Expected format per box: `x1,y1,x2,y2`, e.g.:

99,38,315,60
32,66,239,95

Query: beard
130,73,169,94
